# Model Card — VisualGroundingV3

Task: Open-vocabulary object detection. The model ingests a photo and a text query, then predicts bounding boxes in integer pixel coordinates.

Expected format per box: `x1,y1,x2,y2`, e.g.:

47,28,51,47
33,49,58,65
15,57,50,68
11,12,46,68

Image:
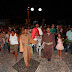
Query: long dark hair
57,33,62,39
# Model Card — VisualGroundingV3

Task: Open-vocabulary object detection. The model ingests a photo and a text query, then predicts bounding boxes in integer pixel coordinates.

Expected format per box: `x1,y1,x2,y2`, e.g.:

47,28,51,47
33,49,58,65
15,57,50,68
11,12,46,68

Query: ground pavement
0,50,72,72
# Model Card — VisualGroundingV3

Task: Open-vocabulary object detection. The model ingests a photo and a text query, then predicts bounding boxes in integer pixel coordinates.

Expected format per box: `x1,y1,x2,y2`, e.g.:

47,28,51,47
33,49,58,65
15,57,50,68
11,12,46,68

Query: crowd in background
0,22,71,57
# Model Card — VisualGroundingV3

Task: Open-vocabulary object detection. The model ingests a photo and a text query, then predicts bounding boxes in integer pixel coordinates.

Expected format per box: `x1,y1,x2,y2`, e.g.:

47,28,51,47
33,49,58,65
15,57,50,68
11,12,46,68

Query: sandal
29,64,31,66
60,58,62,60
25,66,27,69
56,55,59,58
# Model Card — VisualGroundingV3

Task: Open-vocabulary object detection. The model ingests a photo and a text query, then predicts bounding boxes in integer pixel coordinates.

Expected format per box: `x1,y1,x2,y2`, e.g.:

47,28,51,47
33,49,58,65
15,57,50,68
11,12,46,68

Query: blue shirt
66,30,72,40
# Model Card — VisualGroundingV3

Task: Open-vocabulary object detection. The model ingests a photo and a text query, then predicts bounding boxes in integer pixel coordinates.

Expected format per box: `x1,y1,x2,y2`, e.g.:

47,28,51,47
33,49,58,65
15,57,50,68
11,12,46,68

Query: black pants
32,45,34,53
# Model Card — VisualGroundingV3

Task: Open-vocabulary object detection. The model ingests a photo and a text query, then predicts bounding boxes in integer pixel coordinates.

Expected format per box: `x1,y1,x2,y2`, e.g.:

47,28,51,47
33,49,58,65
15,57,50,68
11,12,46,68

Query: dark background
0,0,72,25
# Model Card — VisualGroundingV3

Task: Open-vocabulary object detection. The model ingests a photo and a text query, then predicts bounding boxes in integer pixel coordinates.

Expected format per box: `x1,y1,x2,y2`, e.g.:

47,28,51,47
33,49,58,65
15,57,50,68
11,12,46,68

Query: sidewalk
0,50,72,72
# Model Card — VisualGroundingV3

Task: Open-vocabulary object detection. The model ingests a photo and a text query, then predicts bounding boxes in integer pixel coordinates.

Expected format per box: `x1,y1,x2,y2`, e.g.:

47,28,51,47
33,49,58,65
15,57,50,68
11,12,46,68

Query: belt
44,42,53,45
42,42,53,49
23,44,30,46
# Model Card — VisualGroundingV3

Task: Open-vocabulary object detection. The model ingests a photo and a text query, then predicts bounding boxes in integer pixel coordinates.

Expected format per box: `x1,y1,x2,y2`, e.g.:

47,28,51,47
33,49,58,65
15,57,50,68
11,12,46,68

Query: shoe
25,66,27,69
56,55,59,58
41,56,44,58
60,58,62,60
71,54,72,56
48,61,51,63
29,64,31,66
65,52,68,55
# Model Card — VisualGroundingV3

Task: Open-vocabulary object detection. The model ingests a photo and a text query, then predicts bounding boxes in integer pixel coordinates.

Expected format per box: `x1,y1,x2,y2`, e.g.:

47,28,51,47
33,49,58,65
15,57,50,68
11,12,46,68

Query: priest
42,27,55,63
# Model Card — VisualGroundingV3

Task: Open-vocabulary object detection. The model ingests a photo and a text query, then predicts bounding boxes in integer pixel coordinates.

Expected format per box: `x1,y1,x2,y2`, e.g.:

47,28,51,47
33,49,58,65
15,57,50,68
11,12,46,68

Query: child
20,28,37,69
56,33,64,60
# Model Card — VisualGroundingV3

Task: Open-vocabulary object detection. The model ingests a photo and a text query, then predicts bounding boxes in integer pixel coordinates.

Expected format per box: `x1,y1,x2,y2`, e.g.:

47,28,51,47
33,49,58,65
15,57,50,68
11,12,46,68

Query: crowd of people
0,22,72,69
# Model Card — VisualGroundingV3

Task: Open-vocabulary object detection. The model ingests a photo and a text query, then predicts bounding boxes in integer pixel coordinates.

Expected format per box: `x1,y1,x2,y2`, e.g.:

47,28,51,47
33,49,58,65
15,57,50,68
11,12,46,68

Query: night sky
0,0,71,24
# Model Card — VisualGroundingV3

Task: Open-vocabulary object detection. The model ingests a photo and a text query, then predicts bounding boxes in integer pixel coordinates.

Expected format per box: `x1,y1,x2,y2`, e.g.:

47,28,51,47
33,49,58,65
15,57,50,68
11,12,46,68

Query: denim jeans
48,59,51,61
70,44,72,54
65,44,72,54
32,45,34,53
5,43,10,53
54,45,57,51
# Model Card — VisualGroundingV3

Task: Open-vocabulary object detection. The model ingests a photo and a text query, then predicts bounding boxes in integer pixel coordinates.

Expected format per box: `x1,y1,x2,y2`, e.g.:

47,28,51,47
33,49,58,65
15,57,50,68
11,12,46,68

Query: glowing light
38,8,42,11
30,7,34,11
28,7,30,8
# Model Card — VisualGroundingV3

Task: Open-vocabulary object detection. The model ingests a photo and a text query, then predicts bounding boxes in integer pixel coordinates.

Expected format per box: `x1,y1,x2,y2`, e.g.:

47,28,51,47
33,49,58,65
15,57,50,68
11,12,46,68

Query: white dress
56,38,64,50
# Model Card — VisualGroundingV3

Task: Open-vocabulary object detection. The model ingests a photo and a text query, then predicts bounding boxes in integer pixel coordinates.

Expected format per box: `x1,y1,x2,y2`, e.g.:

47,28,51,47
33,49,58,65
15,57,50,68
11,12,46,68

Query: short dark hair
11,29,15,32
24,27,28,29
46,27,50,29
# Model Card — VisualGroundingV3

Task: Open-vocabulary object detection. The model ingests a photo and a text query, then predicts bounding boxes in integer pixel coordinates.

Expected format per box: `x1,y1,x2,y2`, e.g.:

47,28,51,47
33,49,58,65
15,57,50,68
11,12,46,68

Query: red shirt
31,27,39,39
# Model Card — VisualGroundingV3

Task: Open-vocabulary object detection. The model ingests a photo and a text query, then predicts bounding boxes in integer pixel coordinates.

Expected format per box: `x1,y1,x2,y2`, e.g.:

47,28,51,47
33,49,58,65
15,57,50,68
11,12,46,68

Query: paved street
0,50,72,72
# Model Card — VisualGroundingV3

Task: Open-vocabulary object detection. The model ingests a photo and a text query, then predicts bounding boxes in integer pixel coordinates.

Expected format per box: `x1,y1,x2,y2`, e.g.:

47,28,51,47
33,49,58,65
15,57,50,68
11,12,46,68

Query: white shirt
9,33,18,45
37,27,43,36
9,27,11,31
47,33,50,36
60,28,63,33
66,30,72,40
40,26,42,28
2,38,5,44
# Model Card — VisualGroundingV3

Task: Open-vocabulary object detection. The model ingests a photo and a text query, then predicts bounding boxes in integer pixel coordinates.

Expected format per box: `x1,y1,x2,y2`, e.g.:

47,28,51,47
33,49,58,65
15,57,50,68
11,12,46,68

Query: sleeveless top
9,33,18,45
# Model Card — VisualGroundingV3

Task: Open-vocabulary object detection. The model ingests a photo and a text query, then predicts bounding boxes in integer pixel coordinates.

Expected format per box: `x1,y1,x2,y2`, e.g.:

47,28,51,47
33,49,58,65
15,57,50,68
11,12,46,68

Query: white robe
37,27,43,36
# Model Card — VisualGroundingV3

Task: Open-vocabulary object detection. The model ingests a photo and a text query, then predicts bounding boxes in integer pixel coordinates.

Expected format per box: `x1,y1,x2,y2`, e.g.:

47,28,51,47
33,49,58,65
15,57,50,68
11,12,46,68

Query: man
65,25,72,56
0,28,2,33
50,24,56,35
33,19,38,27
37,23,43,36
9,29,19,61
42,28,55,63
31,23,43,53
59,24,63,34
20,28,37,69
50,24,56,51
5,31,10,53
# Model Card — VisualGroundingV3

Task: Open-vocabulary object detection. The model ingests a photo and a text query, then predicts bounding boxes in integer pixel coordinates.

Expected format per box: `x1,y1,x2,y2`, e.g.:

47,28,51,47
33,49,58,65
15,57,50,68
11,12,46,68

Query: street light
27,7,30,23
30,7,34,11
38,8,42,11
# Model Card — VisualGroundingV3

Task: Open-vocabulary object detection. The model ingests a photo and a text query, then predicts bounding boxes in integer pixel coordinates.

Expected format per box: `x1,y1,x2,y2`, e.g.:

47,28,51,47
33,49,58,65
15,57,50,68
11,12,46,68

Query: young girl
56,33,64,60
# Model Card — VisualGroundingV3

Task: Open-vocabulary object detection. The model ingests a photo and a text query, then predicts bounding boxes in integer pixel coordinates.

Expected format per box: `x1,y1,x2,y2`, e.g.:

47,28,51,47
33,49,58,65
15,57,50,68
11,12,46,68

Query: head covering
33,20,39,27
